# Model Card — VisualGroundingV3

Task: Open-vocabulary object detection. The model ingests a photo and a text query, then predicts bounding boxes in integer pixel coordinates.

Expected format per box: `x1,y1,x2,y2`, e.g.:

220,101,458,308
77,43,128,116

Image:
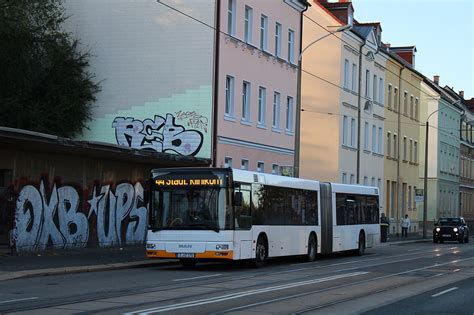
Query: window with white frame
342,173,347,184
260,14,268,51
414,141,418,163
372,124,377,152
364,176,368,186
387,84,392,108
258,86,266,125
393,134,398,158
241,159,249,170
364,122,369,150
379,78,384,104
387,131,392,157
225,75,235,117
344,59,350,89
257,161,264,173
343,115,348,145
410,95,414,118
403,91,408,115
365,70,370,97
273,91,280,129
378,178,382,190
275,22,282,57
415,98,419,120
394,87,399,112
244,6,253,43
242,81,251,121
403,136,407,160
350,174,355,184
409,138,413,162
373,74,377,101
227,0,235,36
224,157,233,168
285,96,294,132
352,63,357,92
288,29,295,63
351,118,356,147
378,127,383,154
408,186,412,210
372,177,376,187
272,164,279,175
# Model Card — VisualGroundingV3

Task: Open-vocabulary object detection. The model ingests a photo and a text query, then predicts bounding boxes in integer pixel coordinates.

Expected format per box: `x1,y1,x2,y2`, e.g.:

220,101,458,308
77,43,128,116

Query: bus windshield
150,187,232,231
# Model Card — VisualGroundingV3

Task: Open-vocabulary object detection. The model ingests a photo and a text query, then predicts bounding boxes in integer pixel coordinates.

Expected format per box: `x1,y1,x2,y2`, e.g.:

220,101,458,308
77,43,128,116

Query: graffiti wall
11,178,147,252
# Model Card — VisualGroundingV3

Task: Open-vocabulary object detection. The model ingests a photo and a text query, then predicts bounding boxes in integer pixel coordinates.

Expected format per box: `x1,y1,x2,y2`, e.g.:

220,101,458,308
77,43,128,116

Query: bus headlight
216,244,229,250
146,243,156,249
436,228,440,232
453,228,458,233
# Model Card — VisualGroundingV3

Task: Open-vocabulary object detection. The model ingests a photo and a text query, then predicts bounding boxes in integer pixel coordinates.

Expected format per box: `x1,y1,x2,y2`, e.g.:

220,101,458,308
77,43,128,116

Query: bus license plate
442,234,451,237
176,253,195,258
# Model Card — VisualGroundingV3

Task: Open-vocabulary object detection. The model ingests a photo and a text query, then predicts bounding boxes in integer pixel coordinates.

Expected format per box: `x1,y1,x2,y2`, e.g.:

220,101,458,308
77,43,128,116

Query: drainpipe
211,0,221,167
356,42,366,184
396,65,405,234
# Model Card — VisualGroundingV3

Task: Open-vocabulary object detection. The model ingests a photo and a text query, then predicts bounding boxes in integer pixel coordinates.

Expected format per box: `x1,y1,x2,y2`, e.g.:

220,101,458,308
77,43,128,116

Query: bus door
320,183,333,254
233,183,253,259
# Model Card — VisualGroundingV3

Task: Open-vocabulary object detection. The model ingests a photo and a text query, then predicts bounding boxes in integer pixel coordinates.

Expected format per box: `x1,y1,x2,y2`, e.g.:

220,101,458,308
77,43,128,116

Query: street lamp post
294,24,351,177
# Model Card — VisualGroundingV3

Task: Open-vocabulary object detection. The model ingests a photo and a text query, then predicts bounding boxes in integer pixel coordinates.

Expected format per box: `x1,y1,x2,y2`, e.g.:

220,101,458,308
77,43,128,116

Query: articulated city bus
146,168,380,267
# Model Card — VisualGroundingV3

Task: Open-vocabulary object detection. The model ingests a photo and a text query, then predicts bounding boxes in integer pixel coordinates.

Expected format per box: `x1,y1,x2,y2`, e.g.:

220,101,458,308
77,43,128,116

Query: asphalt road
1,241,474,314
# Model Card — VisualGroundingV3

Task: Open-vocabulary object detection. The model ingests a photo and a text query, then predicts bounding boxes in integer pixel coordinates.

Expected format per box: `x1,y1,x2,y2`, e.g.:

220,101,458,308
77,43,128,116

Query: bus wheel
355,233,365,256
180,259,197,269
253,236,267,268
306,234,317,262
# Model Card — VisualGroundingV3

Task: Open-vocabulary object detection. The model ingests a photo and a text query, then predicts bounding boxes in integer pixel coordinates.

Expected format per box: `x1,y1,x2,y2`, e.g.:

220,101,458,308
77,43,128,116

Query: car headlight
453,228,458,232
436,227,440,232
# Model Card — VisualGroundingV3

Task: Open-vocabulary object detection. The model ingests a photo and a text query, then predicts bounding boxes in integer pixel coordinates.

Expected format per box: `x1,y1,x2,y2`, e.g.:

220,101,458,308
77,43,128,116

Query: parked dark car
433,217,469,243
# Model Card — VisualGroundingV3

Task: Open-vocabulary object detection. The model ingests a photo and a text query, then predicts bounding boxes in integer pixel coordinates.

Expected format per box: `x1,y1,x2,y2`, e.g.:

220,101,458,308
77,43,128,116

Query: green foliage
0,0,100,137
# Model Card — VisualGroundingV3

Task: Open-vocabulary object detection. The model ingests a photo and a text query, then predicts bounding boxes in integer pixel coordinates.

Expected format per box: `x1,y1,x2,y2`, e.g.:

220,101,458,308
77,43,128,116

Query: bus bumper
146,250,234,260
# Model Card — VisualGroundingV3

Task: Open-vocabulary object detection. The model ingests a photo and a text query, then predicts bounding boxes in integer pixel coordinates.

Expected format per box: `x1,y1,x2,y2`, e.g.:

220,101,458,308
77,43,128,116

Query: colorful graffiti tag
112,113,205,156
12,179,147,252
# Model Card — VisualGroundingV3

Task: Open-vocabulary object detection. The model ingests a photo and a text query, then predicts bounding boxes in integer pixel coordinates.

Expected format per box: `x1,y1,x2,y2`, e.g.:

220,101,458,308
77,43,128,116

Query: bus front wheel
306,234,317,262
355,233,365,256
253,236,267,268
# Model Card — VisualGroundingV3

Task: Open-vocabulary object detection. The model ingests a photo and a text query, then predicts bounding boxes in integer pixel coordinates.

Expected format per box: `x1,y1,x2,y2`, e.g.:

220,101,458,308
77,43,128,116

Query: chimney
433,75,440,85
459,91,464,99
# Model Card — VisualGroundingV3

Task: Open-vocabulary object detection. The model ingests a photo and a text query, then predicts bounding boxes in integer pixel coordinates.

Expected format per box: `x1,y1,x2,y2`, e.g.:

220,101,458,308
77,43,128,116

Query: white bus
146,168,380,267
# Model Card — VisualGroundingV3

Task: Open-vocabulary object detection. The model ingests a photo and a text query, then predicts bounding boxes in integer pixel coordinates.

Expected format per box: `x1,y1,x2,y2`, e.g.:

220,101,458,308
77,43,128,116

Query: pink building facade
215,0,308,175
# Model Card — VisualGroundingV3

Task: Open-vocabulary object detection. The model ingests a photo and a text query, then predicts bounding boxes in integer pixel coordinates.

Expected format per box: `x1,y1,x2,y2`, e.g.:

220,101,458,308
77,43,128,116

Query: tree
0,0,100,138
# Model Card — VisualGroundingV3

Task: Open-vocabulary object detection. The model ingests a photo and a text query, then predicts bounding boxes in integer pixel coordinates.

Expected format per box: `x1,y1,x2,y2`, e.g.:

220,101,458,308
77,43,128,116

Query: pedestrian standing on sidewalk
401,214,411,238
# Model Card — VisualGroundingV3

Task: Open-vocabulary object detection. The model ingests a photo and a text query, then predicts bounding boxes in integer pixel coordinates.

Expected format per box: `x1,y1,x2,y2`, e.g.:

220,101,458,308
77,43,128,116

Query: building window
371,177,376,187
372,124,377,152
364,176,368,186
373,74,377,102
273,91,281,130
288,29,295,63
224,157,233,168
387,132,392,157
258,86,266,125
393,134,398,159
387,84,392,108
351,118,356,147
225,75,235,117
241,159,249,170
260,14,268,51
352,63,357,92
378,127,383,154
365,70,370,97
272,164,279,175
342,173,347,184
394,87,398,112
227,0,235,36
275,22,282,57
242,81,251,122
410,95,414,118
409,139,413,162
379,78,384,104
285,96,294,132
364,122,369,150
414,141,418,163
344,59,350,89
350,174,355,185
244,6,253,43
415,98,419,120
343,115,348,145
378,178,382,191
403,91,408,115
257,161,265,173
403,136,407,161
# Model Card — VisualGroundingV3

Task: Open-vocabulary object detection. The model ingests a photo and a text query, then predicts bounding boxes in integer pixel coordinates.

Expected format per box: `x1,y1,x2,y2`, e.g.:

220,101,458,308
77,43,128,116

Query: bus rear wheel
306,234,317,262
253,236,267,268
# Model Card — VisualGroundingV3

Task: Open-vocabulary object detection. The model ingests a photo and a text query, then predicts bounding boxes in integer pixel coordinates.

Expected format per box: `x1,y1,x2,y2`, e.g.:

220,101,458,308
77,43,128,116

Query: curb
0,259,179,282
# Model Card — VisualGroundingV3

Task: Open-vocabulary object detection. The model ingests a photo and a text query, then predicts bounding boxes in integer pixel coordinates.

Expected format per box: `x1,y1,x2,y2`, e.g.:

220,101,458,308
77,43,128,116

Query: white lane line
125,271,369,314
431,287,458,297
173,274,223,282
0,297,39,305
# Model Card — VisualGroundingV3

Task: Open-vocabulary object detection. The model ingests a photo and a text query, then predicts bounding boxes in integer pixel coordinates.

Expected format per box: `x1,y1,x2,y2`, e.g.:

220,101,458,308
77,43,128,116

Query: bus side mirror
234,191,243,207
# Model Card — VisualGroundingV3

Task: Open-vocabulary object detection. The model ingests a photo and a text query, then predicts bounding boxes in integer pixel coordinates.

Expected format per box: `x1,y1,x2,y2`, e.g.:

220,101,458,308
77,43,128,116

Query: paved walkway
0,235,430,282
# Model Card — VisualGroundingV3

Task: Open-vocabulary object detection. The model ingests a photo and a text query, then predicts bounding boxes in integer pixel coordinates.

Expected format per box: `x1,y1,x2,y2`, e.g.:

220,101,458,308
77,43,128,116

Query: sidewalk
0,235,430,282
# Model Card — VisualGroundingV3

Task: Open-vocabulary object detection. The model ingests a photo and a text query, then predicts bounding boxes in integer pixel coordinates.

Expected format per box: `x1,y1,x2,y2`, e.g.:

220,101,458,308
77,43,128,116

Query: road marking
173,274,223,282
431,287,458,297
0,297,38,305
125,271,368,314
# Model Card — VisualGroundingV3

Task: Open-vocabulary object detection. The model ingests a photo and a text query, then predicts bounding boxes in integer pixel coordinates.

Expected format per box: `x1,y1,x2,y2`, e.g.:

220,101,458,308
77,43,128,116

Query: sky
352,0,473,100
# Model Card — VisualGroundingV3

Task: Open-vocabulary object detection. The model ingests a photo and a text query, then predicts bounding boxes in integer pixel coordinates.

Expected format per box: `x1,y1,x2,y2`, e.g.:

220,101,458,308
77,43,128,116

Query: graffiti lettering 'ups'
12,179,147,252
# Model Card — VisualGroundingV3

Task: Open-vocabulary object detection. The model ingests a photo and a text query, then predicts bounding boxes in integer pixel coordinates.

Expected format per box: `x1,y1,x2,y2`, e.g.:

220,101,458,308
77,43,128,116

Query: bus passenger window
235,189,251,229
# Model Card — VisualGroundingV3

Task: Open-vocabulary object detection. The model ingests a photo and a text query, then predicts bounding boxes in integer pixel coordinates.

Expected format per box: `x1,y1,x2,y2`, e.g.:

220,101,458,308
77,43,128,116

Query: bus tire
180,259,197,269
253,235,267,268
306,234,317,262
355,232,365,256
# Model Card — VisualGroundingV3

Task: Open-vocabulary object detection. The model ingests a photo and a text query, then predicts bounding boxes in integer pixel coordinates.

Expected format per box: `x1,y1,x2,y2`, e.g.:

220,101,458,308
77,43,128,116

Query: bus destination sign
155,178,223,187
